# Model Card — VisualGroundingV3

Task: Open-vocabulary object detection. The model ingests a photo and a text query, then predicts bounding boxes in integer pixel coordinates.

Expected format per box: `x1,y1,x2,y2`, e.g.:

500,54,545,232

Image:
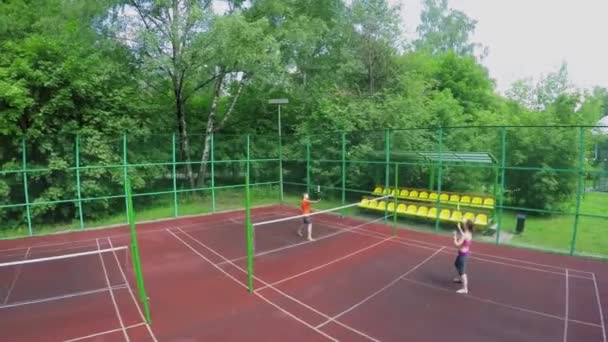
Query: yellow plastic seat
359,198,369,208
475,213,488,226
440,209,451,220
390,189,397,196
387,202,395,212
471,197,483,207
460,196,471,205
373,186,383,195
368,200,378,209
399,189,409,198
463,212,475,221
419,191,429,200
427,207,437,219
429,193,438,201
383,188,390,195
449,194,460,203
450,210,462,222
377,201,386,211
483,198,495,208
440,193,449,202
406,205,418,215
397,203,407,214
416,206,428,217
409,190,419,199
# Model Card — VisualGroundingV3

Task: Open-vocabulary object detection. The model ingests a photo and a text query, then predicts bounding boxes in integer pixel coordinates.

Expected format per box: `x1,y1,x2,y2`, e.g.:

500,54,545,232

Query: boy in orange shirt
297,193,320,241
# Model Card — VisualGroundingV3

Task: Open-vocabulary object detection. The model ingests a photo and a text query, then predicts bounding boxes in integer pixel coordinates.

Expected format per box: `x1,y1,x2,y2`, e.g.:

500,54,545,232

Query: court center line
176,228,380,342
564,268,569,342
592,273,607,342
400,277,603,329
96,239,130,342
3,246,31,304
255,235,395,292
0,285,128,310
63,322,147,342
107,238,158,342
167,229,338,341
316,246,444,329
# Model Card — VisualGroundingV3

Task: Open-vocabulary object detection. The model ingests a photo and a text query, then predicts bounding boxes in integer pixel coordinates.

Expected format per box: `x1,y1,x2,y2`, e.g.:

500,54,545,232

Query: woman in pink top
453,218,473,294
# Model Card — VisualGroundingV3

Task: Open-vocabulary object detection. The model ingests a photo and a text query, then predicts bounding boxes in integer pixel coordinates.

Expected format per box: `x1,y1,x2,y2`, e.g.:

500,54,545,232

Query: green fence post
570,127,585,255
434,128,443,233
122,133,129,223
75,134,85,229
172,133,178,217
341,132,346,217
211,133,216,212
393,163,398,235
429,161,435,191
21,138,33,236
279,132,284,203
245,134,254,292
496,128,507,245
384,129,390,223
306,136,311,195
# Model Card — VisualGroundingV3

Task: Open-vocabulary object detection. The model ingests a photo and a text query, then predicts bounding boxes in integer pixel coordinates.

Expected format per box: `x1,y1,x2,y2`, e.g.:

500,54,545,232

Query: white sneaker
456,288,468,294
307,237,314,242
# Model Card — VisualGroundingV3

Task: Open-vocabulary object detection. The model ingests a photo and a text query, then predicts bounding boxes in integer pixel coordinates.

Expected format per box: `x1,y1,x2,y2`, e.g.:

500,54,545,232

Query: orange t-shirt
301,199,311,214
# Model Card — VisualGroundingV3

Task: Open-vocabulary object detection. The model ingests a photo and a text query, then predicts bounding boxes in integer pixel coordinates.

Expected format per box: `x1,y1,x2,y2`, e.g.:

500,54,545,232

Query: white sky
395,0,608,93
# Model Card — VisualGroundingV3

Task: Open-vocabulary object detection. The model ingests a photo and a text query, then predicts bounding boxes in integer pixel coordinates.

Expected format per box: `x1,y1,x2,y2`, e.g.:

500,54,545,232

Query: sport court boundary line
64,322,147,342
399,277,602,329
3,246,31,304
316,247,445,329
316,218,595,280
0,285,128,310
564,269,569,342
96,239,129,342
107,238,158,342
0,246,128,267
167,229,339,342
173,228,380,342
592,273,607,342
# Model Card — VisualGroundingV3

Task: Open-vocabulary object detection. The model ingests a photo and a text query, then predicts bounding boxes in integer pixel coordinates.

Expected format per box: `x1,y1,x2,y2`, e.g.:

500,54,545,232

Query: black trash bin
516,213,526,234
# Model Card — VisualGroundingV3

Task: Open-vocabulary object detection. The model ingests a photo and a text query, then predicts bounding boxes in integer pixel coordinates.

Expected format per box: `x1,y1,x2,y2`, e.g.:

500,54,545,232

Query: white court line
63,322,147,342
0,246,128,267
216,216,391,266
400,277,603,329
167,229,338,341
593,273,607,342
0,285,127,310
176,229,380,342
3,247,31,304
564,269,569,342
254,236,395,292
107,238,158,342
316,247,445,329
96,239,129,342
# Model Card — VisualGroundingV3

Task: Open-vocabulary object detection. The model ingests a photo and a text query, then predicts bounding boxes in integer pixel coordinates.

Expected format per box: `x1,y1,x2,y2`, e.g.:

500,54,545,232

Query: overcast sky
396,0,608,93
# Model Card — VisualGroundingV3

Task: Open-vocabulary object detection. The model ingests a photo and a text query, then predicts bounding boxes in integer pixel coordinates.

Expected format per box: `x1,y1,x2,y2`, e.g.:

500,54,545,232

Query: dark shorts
454,253,469,276
303,216,311,224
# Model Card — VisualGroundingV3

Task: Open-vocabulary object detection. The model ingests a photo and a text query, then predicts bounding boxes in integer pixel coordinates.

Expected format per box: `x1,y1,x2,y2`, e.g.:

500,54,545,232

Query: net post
341,132,346,217
278,131,284,204
21,137,33,236
570,126,585,255
393,162,398,235
172,133,178,217
211,133,216,213
495,127,507,245
125,178,152,324
384,129,390,223
75,134,85,229
245,134,254,292
434,127,443,233
306,136,311,195
122,133,129,224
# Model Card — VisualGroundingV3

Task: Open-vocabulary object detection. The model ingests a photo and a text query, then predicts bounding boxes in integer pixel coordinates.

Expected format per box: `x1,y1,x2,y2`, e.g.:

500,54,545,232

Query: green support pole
245,134,254,292
341,132,346,217
172,134,178,217
125,178,152,324
306,136,311,195
393,163,398,235
122,133,129,223
384,129,390,223
570,127,585,255
434,128,443,233
210,133,216,212
21,138,33,236
496,128,507,245
279,133,284,203
75,134,85,229
429,161,435,191
492,165,499,223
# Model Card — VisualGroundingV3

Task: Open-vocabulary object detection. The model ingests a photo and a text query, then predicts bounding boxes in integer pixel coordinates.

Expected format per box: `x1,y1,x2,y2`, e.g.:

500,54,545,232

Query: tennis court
0,204,606,341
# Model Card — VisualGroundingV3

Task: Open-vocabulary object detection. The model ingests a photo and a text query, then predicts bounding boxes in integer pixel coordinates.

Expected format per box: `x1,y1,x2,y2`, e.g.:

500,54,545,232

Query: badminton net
250,194,394,255
0,243,131,309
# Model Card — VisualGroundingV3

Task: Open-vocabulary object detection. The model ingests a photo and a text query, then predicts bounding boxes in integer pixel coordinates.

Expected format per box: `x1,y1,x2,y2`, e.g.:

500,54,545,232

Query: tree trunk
197,69,224,186
174,80,195,189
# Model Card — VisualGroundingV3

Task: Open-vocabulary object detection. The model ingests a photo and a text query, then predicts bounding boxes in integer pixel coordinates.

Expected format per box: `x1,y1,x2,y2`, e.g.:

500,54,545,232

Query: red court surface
0,205,606,341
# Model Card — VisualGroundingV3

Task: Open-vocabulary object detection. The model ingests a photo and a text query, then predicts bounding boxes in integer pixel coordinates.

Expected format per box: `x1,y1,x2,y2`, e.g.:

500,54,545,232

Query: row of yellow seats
359,198,489,226
372,186,494,209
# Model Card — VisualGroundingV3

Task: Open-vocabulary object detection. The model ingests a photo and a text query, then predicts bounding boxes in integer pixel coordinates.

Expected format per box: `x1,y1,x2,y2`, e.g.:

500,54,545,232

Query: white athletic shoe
456,288,468,294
